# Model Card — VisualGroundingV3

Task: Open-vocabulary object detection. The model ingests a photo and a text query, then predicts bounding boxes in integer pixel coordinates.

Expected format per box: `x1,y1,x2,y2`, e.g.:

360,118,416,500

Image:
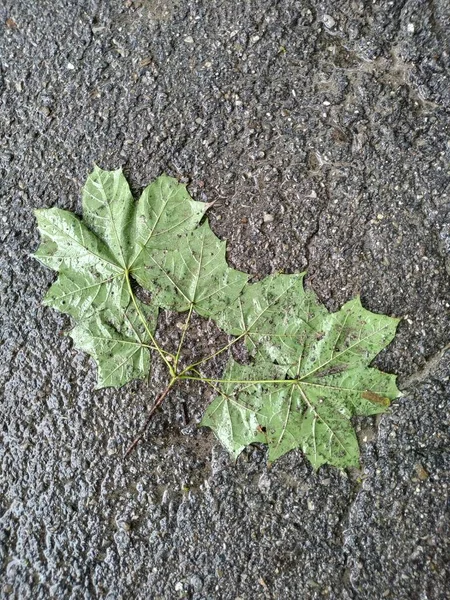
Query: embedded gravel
1,1,449,599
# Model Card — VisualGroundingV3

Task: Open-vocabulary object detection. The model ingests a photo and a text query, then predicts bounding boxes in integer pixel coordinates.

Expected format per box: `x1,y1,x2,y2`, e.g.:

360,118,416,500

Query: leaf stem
174,304,193,372
124,378,176,457
190,371,223,396
179,331,246,377
124,271,175,378
179,374,294,385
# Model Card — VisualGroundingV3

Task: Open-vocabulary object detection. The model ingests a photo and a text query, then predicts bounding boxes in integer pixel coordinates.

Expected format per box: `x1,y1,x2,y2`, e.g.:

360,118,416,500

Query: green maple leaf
34,166,207,386
202,275,400,468
34,167,401,469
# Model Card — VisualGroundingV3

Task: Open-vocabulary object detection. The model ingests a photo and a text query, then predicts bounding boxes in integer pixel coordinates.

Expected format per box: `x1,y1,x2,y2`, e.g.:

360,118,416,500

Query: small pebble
263,213,274,223
258,473,271,494
190,575,203,592
323,15,336,28
184,36,194,44
415,463,429,480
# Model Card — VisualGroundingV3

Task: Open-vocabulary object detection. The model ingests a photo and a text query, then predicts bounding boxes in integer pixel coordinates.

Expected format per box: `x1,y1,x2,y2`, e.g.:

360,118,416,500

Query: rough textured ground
1,1,449,599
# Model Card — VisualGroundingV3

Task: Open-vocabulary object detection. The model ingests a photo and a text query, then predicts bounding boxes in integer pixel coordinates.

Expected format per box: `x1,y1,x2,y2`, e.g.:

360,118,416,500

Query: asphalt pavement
1,1,449,598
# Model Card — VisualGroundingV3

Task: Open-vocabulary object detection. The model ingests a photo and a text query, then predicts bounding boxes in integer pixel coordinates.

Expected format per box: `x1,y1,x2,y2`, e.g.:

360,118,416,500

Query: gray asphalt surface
1,1,449,599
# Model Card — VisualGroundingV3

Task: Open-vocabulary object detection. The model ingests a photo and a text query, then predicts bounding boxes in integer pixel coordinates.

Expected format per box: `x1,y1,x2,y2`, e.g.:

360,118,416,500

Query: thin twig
124,381,175,458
